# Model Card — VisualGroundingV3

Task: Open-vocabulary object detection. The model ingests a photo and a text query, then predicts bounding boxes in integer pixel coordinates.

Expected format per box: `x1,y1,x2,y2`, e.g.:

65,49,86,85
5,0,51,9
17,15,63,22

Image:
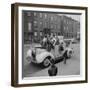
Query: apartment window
34,12,37,16
44,14,47,19
51,16,53,21
28,22,32,31
27,12,31,16
64,19,66,23
40,32,42,36
40,13,43,18
40,21,42,25
39,22,43,28
34,32,37,36
34,21,37,26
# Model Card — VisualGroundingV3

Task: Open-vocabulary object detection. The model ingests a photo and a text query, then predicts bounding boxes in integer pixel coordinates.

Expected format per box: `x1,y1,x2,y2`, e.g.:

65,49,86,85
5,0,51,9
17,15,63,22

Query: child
48,59,58,76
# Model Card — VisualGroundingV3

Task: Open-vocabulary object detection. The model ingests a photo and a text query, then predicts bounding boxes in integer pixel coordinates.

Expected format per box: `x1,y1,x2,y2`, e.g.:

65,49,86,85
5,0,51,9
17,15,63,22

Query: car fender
26,49,32,57
36,51,54,63
26,49,33,63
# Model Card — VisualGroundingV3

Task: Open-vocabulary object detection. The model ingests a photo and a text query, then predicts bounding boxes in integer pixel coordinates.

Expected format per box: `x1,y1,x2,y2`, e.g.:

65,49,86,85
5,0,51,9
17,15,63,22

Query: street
23,43,80,77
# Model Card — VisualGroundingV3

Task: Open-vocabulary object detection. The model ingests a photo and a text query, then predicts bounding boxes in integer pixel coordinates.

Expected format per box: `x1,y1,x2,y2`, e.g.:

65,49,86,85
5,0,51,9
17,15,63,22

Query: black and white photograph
11,3,87,87
22,11,80,78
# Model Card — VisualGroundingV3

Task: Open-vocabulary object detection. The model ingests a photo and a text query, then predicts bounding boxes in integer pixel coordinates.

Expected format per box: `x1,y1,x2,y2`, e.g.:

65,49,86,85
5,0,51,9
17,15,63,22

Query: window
40,32,42,36
44,14,47,19
28,22,32,31
34,21,37,26
34,12,37,16
34,32,37,36
40,13,43,18
27,12,31,16
40,22,43,28
40,21,42,25
51,16,53,21
64,19,66,23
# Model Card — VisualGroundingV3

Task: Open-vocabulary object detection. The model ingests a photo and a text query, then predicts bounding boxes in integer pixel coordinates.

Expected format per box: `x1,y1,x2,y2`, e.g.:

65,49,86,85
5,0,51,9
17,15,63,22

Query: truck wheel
43,57,51,68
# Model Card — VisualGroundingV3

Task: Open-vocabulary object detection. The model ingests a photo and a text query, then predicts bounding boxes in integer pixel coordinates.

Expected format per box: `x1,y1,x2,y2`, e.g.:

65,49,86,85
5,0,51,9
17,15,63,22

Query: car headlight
26,56,32,63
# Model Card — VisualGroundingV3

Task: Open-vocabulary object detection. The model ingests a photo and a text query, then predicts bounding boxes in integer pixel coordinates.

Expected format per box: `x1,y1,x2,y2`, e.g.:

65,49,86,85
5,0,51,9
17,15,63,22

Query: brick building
22,11,80,44
61,15,80,39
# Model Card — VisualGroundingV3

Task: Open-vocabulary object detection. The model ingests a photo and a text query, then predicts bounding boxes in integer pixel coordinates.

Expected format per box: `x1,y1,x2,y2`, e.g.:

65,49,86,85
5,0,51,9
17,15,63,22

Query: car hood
36,48,46,55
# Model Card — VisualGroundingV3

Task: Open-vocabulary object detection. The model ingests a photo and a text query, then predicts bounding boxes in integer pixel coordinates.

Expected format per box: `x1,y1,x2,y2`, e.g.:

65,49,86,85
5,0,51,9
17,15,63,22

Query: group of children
41,34,65,52
41,34,67,76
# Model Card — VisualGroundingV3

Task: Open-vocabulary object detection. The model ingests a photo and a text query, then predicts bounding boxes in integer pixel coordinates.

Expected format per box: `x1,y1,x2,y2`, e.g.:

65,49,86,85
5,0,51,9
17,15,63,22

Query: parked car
26,39,73,68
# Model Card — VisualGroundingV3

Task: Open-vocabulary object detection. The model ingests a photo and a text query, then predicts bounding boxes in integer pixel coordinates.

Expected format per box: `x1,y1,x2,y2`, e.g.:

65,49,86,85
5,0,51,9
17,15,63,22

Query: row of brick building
22,11,80,43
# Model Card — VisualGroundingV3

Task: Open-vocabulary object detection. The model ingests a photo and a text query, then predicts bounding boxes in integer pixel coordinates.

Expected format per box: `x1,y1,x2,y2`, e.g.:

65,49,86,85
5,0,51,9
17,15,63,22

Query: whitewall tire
43,57,50,68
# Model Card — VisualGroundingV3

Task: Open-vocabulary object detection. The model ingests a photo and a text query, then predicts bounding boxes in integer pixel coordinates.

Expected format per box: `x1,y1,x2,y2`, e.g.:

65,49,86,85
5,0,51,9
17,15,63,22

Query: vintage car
26,39,73,68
